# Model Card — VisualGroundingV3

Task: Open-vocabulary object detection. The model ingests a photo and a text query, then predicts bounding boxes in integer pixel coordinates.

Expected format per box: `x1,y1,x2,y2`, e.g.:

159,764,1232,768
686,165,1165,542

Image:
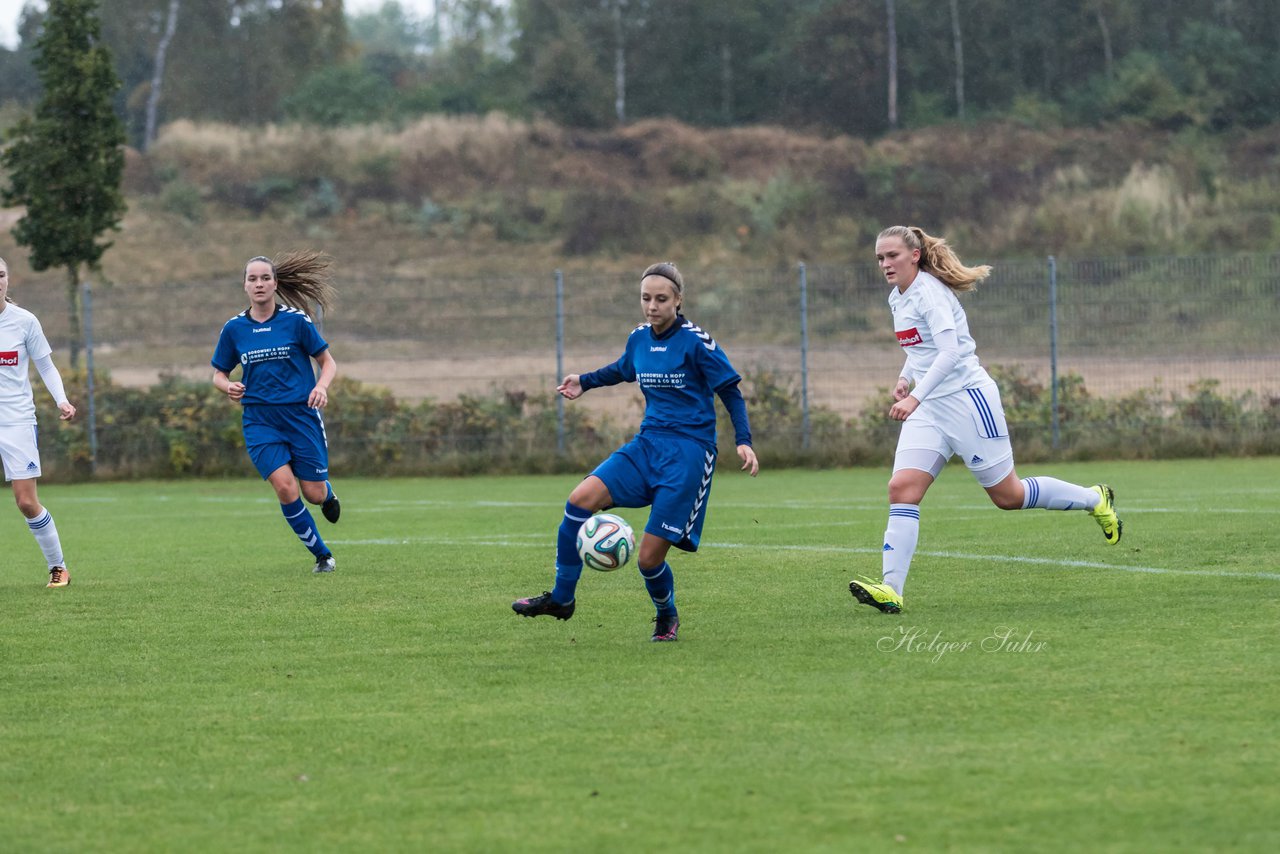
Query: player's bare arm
213,370,245,401
309,350,337,409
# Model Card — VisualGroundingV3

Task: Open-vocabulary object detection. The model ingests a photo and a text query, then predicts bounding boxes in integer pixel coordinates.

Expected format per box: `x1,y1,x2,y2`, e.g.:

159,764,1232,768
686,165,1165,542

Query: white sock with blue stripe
881,503,919,596
1020,477,1099,511
27,508,65,569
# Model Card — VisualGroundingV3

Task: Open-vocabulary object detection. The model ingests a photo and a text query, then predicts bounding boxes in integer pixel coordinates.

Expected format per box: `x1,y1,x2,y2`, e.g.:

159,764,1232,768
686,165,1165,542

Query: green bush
37,373,625,482
33,366,1280,483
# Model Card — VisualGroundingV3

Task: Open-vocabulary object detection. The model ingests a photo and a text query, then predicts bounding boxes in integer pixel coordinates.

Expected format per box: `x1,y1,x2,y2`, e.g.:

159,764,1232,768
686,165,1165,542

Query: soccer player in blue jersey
212,251,342,574
0,257,77,588
513,261,759,641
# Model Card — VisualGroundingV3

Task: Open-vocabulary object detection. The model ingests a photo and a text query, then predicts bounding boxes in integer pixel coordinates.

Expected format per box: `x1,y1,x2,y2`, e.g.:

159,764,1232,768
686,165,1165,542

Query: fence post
555,269,565,455
1048,256,1060,451
798,262,811,450
81,280,99,476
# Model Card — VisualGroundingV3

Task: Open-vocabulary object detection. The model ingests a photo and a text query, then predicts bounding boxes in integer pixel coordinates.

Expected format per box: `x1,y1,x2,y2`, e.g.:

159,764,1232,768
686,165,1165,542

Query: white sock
1020,477,1098,511
27,509,65,568
881,504,920,596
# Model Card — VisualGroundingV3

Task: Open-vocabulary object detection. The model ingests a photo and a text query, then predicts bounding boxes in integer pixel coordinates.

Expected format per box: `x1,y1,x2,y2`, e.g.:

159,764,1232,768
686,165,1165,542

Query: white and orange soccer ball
576,513,635,572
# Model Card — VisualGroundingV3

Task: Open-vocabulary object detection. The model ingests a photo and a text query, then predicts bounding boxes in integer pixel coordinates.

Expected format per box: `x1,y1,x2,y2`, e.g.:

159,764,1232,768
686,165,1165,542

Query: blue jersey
211,305,328,406
581,316,748,449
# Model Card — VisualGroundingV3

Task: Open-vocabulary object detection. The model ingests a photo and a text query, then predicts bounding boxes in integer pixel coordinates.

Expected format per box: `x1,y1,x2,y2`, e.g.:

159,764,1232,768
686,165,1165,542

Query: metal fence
19,252,1280,459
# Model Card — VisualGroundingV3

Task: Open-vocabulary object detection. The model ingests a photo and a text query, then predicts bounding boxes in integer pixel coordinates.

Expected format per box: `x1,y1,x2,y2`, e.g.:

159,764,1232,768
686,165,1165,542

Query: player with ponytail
211,251,342,574
848,227,1122,614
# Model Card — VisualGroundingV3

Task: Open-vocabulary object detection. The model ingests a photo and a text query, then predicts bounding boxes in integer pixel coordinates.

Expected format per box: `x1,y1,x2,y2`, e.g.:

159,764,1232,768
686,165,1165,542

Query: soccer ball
577,513,635,572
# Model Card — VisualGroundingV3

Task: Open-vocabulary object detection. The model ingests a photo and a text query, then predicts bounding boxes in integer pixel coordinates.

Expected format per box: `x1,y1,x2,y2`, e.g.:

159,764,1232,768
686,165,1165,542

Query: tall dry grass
8,115,1280,292
146,114,568,198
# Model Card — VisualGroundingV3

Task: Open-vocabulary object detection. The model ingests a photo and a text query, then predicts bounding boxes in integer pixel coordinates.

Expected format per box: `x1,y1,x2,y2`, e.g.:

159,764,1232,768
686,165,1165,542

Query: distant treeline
2,0,1278,146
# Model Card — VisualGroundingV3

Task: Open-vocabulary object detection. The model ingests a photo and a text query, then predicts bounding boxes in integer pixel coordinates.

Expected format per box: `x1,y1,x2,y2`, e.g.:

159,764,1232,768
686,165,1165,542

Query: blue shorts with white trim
242,403,330,482
591,431,717,552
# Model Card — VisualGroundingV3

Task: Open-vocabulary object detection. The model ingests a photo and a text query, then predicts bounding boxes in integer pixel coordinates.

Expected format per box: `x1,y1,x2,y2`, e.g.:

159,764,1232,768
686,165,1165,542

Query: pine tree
1,0,126,368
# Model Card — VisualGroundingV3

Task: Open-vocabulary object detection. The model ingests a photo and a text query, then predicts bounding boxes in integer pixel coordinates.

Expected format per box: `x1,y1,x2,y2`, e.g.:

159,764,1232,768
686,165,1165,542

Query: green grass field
3,459,1278,852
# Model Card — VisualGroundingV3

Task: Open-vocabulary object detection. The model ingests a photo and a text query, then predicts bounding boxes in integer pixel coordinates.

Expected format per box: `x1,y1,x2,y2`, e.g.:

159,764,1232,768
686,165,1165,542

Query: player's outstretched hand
737,444,759,477
557,374,583,400
58,402,76,421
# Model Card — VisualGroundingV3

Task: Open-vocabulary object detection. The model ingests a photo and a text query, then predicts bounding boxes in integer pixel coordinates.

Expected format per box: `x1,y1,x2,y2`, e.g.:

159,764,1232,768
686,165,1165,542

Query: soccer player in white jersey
848,227,1123,614
212,252,342,574
513,262,760,641
0,257,77,588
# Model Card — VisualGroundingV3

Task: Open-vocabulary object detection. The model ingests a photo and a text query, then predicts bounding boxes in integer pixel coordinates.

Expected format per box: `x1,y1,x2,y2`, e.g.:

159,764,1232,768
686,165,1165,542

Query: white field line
712,542,1280,581
55,495,1278,514
321,536,1280,581
52,496,1278,579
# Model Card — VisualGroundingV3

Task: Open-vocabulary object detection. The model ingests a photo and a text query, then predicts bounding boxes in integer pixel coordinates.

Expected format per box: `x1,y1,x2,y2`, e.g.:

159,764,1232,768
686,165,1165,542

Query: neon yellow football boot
1089,484,1123,545
848,575,903,614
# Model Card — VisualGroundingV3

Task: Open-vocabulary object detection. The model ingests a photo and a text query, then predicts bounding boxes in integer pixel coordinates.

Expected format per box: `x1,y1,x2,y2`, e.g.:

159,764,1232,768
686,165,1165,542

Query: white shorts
895,381,1014,485
0,423,42,481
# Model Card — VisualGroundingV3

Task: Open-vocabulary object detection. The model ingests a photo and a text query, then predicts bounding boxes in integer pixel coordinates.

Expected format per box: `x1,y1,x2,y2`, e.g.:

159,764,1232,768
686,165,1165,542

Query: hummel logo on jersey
650,346,668,352
896,327,922,347
661,522,682,534
252,326,272,333
883,543,894,551
971,454,984,464
0,351,18,366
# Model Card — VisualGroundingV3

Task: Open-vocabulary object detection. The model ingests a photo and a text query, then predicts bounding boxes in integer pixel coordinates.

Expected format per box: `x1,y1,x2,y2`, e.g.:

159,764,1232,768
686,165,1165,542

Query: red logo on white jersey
896,328,922,347
0,351,18,366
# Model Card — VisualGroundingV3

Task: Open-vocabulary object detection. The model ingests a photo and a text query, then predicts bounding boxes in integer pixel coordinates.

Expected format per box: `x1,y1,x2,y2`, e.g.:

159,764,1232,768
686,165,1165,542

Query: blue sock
324,481,335,502
640,561,676,617
551,501,592,604
281,498,329,558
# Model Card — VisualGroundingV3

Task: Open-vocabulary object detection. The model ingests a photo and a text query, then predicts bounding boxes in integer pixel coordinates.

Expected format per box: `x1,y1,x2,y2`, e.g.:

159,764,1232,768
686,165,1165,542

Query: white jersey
0,303,54,425
888,269,991,399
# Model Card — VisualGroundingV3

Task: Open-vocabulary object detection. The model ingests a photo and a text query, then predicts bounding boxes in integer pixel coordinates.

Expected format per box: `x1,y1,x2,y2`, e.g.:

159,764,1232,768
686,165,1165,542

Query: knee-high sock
881,504,920,596
551,501,593,604
281,498,329,558
1020,477,1098,511
27,509,65,569
640,561,676,617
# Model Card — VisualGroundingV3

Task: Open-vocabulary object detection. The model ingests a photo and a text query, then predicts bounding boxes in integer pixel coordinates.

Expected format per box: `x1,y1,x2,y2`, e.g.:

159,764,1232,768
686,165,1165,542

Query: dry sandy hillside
13,113,1275,288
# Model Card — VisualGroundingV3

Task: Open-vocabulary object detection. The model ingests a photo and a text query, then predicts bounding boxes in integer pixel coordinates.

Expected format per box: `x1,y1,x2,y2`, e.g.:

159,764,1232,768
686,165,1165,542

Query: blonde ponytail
878,226,991,293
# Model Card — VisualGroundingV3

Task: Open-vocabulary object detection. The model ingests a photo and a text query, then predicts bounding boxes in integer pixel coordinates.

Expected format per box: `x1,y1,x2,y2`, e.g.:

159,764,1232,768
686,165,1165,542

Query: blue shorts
242,403,330,482
591,432,717,552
